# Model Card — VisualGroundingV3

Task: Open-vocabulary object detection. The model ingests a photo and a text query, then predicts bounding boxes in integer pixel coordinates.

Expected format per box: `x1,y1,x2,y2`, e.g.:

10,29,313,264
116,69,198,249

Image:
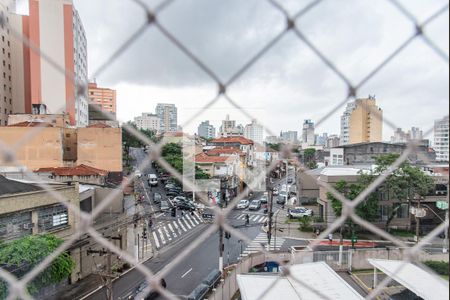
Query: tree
303,148,318,169
327,154,434,233
0,234,75,298
122,122,158,149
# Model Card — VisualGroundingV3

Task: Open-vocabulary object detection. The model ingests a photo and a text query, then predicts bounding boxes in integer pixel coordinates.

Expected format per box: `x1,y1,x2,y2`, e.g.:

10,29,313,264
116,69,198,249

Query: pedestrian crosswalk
240,233,285,257
235,214,268,224
151,213,204,249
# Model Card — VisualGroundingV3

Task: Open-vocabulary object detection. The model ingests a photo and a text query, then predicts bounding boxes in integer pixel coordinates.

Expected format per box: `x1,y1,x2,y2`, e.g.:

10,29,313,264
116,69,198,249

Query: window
395,203,409,219
38,205,69,231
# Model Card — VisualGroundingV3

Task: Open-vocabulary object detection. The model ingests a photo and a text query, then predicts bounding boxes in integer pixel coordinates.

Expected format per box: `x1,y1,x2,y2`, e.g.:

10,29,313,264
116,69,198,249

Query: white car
273,188,279,196
237,199,250,209
134,170,142,178
287,207,313,219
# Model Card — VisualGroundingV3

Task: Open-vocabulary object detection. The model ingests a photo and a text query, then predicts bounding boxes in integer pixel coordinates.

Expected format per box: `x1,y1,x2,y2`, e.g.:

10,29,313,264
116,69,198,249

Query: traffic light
171,207,177,217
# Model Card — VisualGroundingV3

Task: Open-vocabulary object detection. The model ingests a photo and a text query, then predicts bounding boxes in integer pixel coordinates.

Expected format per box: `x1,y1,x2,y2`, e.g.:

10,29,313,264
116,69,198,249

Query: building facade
302,119,315,146
135,113,160,132
391,127,424,144
10,0,89,126
244,120,264,145
156,103,177,133
434,116,449,162
340,97,383,145
326,135,341,148
198,120,216,140
0,0,13,126
280,131,298,144
88,82,116,118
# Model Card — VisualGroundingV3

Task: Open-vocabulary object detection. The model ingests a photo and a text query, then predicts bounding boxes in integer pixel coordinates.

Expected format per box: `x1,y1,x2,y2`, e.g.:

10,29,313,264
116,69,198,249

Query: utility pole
219,178,225,272
416,197,422,244
267,185,274,251
106,247,113,300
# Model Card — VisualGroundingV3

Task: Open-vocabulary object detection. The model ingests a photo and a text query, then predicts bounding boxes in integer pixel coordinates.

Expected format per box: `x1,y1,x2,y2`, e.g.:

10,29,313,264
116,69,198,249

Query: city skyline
73,0,448,141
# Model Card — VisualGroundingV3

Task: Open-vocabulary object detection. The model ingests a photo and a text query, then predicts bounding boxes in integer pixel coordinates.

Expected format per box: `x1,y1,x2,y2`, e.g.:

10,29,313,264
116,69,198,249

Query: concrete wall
0,127,64,169
77,127,123,172
0,183,79,241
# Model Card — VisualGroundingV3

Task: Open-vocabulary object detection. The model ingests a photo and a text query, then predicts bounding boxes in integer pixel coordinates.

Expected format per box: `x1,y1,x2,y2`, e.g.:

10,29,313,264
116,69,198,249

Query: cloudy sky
73,0,449,140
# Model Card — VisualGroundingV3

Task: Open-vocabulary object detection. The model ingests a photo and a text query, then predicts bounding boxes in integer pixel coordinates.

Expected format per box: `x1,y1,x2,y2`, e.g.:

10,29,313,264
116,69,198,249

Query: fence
0,0,448,299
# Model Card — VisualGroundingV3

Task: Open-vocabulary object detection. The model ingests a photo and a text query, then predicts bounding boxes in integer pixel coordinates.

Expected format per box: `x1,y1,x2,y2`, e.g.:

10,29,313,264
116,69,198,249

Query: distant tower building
219,115,243,137
434,116,449,162
88,82,117,118
134,113,160,132
244,120,264,145
198,121,216,140
326,135,341,148
410,127,423,141
156,103,178,133
302,120,315,146
0,0,13,126
281,131,298,144
340,97,383,145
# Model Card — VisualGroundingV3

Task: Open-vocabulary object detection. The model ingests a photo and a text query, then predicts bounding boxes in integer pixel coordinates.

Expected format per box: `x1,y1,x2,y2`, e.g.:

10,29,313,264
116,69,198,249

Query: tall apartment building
391,127,424,144
219,114,244,137
281,131,298,144
340,97,383,145
434,116,449,162
326,135,341,148
0,0,13,126
11,0,89,127
88,82,116,118
302,119,315,146
134,113,160,132
198,120,216,140
244,120,264,145
156,103,177,133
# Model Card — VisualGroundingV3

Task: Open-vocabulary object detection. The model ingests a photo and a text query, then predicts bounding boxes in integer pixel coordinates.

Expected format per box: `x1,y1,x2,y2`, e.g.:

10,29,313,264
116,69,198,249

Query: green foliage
267,143,281,152
327,154,435,232
159,143,210,180
122,121,157,148
298,216,313,232
424,261,449,276
304,148,317,169
0,234,75,298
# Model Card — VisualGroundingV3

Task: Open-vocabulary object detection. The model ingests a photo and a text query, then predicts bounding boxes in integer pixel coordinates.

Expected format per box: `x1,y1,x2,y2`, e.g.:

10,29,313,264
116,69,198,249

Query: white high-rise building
0,0,13,126
302,120,315,146
219,114,243,137
244,120,264,145
135,113,160,132
198,121,216,139
281,131,298,144
340,102,357,145
156,103,178,132
434,116,449,162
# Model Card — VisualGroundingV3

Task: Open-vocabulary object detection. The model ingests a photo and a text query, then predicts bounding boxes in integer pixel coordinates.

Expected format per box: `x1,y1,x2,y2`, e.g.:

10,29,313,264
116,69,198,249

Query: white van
148,174,158,187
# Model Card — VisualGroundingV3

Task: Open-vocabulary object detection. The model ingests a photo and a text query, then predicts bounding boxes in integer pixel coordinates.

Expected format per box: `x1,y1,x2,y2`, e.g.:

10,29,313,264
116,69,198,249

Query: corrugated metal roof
238,262,364,300
368,259,449,300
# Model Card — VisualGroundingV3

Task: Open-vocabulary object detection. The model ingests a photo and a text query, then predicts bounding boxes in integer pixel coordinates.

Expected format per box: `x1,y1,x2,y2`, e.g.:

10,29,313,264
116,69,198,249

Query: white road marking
181,268,193,279
237,215,245,220
168,223,177,237
191,214,200,225
185,215,196,228
173,221,183,234
157,228,166,245
152,231,160,249
163,226,172,241
178,219,188,231
194,212,203,222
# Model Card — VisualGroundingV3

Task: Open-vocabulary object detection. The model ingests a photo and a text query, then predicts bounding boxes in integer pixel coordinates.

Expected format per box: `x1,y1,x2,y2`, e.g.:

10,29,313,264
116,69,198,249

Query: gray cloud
74,0,449,138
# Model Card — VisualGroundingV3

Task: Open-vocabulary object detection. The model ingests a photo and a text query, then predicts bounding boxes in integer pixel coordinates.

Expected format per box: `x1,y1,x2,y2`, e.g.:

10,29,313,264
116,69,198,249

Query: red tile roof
34,164,109,176
206,148,244,156
211,136,254,145
195,153,231,163
7,121,54,128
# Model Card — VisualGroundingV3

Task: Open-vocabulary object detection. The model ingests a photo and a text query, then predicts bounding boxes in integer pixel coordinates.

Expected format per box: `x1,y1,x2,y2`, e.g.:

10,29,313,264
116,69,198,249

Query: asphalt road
84,148,267,300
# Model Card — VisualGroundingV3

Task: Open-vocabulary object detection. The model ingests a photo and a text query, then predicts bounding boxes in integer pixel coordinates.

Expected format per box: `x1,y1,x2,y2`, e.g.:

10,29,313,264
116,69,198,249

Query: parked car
276,197,286,205
177,201,196,211
187,284,209,300
249,200,262,211
165,183,178,190
273,188,279,196
237,199,250,209
173,196,188,204
202,269,221,288
260,194,268,204
134,170,142,178
287,178,294,184
153,193,162,204
166,190,180,197
287,207,313,219
160,200,171,211
148,174,158,187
